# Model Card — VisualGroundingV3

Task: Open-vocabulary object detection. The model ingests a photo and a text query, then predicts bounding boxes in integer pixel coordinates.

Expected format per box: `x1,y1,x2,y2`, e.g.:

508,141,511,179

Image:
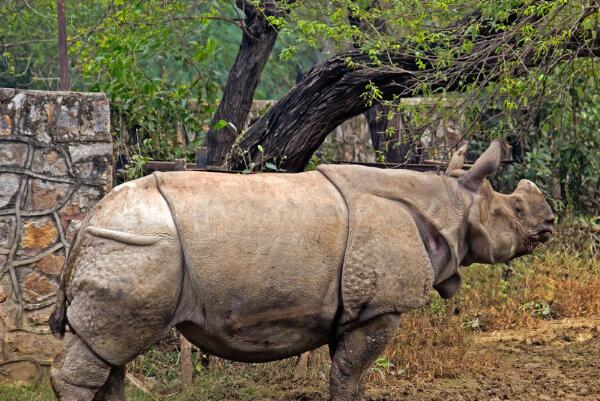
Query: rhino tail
49,286,67,338
49,224,83,338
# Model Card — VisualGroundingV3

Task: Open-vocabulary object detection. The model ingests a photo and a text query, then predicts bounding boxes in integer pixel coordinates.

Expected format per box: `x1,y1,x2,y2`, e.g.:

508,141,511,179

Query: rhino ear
458,140,504,192
446,141,469,174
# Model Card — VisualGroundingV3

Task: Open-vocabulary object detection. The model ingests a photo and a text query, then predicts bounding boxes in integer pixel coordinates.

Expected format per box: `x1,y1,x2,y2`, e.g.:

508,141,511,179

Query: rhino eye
515,206,523,214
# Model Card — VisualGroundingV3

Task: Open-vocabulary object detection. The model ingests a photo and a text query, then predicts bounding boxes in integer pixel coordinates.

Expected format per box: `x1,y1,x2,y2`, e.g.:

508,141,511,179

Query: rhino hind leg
329,314,400,401
51,335,112,401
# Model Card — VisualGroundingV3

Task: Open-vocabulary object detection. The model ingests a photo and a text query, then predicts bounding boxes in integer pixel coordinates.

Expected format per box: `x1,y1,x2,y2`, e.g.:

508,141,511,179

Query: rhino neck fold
321,165,465,285
315,170,353,339
371,193,456,285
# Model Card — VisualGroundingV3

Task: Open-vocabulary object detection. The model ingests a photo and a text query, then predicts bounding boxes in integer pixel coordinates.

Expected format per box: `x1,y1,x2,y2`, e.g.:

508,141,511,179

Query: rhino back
155,171,348,361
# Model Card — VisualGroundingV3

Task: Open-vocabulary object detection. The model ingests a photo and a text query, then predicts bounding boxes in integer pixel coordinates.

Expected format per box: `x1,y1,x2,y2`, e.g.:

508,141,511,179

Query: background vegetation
1,0,598,214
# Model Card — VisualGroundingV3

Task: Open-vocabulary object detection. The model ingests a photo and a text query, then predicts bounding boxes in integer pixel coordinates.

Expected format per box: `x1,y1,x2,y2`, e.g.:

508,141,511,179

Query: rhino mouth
527,225,554,248
536,228,553,242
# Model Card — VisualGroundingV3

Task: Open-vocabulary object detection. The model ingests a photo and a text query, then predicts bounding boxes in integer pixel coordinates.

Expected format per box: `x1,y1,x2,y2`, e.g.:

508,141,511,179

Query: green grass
0,373,53,401
0,378,152,401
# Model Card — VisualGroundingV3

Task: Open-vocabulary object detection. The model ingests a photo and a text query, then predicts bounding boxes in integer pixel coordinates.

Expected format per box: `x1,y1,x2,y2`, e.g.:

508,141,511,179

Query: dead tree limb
180,334,193,389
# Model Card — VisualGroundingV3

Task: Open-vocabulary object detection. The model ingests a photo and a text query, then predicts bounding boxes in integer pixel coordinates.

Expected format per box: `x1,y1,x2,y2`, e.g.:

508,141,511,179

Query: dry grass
364,220,599,383
451,236,600,331
371,220,600,384
376,314,495,382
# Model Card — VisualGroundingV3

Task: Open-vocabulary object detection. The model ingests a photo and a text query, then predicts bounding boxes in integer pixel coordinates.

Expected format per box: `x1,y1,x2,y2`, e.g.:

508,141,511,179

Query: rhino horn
459,139,504,192
446,141,469,174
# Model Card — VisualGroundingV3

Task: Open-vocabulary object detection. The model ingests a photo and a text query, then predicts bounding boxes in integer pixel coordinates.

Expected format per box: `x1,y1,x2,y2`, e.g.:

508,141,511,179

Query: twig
126,372,158,399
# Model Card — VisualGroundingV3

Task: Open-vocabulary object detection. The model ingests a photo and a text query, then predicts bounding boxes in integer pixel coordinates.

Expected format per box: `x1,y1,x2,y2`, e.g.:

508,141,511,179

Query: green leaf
213,119,228,130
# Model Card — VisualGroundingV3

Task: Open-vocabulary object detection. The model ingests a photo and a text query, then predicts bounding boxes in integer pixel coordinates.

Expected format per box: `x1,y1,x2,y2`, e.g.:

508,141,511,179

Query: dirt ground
363,317,600,401
2,317,599,401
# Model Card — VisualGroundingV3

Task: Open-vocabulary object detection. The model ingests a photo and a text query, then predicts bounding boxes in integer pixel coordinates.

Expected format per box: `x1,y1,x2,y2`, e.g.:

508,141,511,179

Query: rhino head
448,140,555,266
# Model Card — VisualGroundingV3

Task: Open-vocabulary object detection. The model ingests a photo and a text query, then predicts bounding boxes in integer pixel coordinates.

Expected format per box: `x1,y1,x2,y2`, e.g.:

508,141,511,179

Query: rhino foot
51,335,119,401
329,313,401,401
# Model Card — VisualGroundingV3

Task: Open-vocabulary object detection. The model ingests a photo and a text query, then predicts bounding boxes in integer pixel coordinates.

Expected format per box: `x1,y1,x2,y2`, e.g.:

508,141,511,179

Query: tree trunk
365,104,416,164
225,52,420,172
205,0,281,166
56,0,69,91
294,352,310,378
350,2,411,163
180,334,193,390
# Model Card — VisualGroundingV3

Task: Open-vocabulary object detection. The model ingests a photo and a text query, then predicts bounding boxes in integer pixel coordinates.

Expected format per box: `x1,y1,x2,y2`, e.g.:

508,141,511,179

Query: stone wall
250,99,464,165
0,88,112,382
321,114,375,163
248,100,376,164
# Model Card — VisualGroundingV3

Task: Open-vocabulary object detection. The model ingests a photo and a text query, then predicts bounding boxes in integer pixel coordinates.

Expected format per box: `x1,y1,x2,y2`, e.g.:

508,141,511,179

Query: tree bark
365,104,416,163
180,333,193,390
205,0,282,166
225,12,599,172
56,0,69,91
224,51,425,171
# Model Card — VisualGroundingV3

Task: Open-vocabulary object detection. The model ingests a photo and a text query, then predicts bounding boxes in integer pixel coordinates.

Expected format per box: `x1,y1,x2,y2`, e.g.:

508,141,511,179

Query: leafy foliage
495,61,600,214
0,1,313,166
1,0,598,212
72,1,222,163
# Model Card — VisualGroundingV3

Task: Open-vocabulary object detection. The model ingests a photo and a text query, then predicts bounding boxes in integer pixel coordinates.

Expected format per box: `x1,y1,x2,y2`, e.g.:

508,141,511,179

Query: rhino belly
156,170,348,362
176,278,338,362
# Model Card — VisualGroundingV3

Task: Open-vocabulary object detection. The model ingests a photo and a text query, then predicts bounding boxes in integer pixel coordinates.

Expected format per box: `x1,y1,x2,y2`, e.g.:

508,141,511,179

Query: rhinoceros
48,140,554,401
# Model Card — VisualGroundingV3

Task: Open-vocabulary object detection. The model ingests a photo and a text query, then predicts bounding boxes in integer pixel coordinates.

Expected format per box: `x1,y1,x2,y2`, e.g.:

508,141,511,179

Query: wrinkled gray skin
49,141,554,401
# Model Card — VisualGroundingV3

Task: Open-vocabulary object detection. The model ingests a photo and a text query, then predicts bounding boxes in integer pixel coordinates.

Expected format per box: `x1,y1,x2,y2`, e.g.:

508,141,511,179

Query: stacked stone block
0,88,112,382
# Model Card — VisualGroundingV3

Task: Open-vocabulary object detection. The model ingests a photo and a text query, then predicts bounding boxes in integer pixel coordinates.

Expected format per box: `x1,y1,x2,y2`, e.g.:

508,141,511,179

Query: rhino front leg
50,336,111,401
92,366,125,401
329,314,400,401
